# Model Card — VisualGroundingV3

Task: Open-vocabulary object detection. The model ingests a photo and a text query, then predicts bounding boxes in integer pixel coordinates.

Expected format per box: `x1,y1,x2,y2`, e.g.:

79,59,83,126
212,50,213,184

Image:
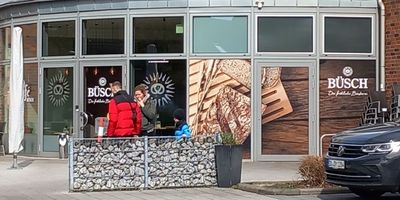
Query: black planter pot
215,144,243,187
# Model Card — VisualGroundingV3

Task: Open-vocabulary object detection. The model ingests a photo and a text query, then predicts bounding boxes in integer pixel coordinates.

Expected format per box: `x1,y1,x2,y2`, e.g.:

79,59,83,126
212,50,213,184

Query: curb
237,183,351,196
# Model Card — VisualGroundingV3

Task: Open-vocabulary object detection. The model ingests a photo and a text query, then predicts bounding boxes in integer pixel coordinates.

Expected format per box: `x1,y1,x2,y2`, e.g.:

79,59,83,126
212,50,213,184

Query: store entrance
41,65,74,154
253,60,317,161
78,63,123,138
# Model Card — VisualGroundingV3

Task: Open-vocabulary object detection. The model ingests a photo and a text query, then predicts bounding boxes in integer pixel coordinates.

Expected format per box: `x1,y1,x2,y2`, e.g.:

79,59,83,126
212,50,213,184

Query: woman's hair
134,83,147,95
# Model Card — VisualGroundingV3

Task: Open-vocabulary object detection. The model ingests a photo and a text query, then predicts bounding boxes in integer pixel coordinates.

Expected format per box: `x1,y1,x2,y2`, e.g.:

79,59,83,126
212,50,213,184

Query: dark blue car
325,122,400,198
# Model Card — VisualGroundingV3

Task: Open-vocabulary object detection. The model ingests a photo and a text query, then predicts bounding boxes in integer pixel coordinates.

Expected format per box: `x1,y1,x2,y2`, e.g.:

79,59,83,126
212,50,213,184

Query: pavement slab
0,156,281,200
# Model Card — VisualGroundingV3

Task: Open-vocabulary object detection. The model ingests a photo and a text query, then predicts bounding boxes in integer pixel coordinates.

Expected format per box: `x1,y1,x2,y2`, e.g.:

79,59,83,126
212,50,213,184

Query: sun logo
143,72,175,107
47,72,70,107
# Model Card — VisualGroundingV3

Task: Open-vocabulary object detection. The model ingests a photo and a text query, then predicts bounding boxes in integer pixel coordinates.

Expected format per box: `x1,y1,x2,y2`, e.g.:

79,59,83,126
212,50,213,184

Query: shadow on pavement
18,159,34,168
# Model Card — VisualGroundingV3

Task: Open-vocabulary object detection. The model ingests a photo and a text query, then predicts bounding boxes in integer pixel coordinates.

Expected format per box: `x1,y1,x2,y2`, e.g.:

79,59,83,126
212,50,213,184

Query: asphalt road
267,193,400,200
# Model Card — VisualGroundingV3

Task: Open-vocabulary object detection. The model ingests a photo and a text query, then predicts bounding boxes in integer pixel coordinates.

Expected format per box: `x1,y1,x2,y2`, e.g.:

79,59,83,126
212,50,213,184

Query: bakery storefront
0,0,381,160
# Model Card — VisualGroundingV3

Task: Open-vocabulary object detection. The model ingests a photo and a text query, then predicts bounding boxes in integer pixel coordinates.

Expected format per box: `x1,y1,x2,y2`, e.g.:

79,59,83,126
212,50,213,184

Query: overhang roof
0,0,378,9
0,0,50,7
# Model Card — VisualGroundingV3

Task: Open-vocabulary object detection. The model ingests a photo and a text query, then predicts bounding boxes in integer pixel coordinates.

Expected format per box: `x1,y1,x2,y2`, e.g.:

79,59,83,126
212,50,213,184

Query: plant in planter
215,132,243,187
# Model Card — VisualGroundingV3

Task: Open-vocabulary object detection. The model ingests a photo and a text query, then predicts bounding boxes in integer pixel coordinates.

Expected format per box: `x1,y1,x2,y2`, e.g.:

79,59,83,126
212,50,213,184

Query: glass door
78,62,124,138
254,60,317,161
41,66,74,153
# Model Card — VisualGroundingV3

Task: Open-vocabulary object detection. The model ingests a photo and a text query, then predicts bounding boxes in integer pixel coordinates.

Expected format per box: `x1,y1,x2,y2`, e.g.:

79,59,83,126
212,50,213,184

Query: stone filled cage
69,136,217,192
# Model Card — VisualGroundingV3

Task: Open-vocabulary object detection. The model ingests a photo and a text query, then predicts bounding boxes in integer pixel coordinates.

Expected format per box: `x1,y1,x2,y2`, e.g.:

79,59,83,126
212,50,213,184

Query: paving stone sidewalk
0,156,278,200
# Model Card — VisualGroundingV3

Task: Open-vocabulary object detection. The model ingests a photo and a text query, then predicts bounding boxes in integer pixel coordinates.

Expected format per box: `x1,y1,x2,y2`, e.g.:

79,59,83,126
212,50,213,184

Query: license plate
328,159,345,169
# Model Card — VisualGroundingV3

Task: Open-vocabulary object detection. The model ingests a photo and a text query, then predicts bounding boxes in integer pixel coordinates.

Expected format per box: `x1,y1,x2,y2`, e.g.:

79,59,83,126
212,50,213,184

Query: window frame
190,13,250,57
0,24,11,62
255,13,316,56
130,14,186,57
40,18,78,59
13,19,39,60
130,58,188,126
80,15,127,58
321,14,375,57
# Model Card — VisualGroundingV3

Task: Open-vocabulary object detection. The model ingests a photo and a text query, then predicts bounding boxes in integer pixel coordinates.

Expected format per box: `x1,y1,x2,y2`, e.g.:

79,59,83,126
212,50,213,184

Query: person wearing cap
173,108,191,140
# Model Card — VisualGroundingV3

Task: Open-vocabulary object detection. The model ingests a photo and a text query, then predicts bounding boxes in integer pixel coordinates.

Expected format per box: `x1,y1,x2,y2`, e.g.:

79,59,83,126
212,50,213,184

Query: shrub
298,155,326,187
219,132,239,145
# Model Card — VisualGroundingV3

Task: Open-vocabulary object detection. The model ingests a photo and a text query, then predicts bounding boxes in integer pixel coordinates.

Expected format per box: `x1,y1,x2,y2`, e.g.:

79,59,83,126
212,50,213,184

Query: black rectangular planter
215,144,243,187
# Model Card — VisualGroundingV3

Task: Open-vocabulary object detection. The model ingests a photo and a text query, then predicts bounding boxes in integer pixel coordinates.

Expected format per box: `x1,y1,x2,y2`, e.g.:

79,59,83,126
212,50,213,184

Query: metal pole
68,137,74,192
378,0,386,92
11,152,18,169
144,136,148,189
319,134,336,156
59,135,64,159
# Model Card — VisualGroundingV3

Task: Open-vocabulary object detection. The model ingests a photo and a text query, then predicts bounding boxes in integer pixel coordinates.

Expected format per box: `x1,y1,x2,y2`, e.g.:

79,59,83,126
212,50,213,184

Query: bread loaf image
216,59,281,89
200,86,266,144
188,59,293,143
216,60,252,88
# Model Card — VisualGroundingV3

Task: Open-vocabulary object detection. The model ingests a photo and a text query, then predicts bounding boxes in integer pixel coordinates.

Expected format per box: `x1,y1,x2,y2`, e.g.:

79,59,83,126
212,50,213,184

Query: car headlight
361,141,400,153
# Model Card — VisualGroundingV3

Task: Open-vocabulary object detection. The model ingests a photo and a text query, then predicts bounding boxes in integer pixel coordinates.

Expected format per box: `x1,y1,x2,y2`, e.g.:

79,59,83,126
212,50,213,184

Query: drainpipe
378,0,385,91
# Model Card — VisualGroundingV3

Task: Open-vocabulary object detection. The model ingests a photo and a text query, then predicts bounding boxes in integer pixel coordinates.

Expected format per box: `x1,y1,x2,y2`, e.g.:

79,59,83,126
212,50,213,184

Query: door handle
80,112,89,130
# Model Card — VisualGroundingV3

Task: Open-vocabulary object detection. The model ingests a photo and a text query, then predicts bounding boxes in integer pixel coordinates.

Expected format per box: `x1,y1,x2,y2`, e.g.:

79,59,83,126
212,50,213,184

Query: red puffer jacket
107,90,142,137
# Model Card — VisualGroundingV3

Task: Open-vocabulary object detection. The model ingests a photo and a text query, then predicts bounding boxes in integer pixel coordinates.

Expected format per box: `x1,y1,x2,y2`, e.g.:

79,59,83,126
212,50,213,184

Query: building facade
0,0,394,161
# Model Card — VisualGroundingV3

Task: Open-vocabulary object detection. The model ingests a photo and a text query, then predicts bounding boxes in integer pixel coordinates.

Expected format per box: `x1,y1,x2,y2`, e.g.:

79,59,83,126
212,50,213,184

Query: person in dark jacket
107,81,142,137
173,108,191,140
134,84,157,136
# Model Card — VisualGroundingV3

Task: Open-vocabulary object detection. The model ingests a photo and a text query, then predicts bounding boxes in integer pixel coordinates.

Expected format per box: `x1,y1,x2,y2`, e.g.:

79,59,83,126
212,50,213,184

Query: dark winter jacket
140,95,157,133
107,90,142,137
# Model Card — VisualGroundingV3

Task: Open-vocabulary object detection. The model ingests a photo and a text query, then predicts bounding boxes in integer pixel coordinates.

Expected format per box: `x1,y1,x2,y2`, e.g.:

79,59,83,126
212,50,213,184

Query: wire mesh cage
146,136,217,189
69,135,217,192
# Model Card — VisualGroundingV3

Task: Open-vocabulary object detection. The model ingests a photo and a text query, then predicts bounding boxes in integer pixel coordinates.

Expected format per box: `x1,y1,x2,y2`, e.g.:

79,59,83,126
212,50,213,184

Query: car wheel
349,187,385,199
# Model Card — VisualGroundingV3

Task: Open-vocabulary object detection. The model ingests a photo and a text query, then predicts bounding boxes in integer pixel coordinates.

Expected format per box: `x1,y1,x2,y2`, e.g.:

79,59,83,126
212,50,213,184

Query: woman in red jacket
107,81,142,137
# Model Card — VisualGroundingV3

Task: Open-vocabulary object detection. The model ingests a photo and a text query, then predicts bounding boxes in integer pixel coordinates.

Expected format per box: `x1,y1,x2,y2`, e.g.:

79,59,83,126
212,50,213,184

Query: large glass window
257,17,313,52
260,66,309,155
324,17,372,53
188,59,253,159
43,67,73,152
133,17,184,54
20,24,37,58
319,60,376,155
23,63,38,154
0,64,10,147
83,66,122,138
82,18,124,55
0,64,10,128
42,21,75,56
0,27,11,60
131,60,186,128
193,16,248,54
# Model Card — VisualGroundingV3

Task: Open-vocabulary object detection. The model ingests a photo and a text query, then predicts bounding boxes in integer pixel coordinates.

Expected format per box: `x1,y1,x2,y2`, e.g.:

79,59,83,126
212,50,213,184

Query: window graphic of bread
201,86,266,144
189,59,293,143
